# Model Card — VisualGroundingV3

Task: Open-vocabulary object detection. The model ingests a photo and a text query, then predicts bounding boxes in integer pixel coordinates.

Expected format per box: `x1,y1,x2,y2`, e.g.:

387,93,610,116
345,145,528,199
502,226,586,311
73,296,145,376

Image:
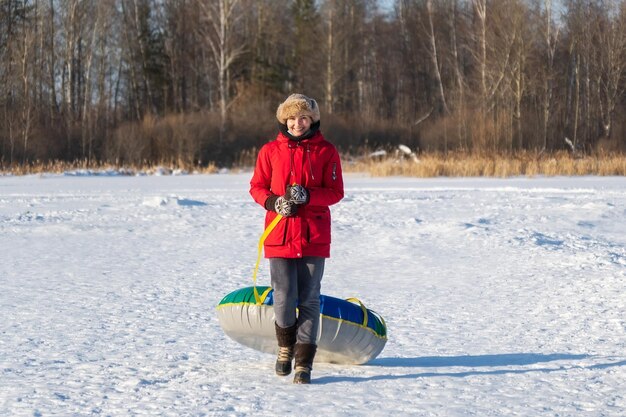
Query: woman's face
287,115,312,137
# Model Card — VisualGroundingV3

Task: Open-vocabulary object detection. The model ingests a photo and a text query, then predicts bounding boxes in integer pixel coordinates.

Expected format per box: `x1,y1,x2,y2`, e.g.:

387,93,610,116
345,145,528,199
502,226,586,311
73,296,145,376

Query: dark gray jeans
270,256,325,345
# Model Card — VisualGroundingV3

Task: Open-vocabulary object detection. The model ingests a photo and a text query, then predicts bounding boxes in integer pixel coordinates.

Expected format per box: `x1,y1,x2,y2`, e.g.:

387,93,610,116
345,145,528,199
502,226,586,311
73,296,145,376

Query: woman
249,94,344,384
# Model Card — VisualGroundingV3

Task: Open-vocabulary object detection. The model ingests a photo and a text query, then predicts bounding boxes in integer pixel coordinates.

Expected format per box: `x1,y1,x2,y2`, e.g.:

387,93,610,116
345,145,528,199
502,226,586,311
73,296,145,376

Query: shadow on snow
314,353,626,384
369,353,589,368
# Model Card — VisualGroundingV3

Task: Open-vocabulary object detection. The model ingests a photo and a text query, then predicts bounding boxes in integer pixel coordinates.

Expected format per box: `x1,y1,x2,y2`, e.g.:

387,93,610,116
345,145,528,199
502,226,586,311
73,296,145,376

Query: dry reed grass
344,151,626,177
0,159,219,176
2,152,625,177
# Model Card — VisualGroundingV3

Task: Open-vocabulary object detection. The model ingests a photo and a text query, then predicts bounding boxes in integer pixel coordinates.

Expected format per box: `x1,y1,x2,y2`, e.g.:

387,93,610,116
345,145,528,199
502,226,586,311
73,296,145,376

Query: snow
1,172,625,416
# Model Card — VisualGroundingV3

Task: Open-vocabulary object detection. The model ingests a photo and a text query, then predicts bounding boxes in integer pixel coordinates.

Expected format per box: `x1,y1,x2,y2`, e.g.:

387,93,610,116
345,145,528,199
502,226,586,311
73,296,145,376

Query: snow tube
217,286,387,364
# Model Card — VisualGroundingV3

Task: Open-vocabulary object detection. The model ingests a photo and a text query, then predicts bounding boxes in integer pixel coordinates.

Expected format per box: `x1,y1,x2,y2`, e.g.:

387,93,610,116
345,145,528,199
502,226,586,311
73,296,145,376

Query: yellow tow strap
253,213,284,304
346,297,369,328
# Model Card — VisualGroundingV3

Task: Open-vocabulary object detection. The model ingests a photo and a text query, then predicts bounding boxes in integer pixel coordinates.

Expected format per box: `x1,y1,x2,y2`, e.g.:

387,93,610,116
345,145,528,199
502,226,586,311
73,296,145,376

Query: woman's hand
286,184,309,205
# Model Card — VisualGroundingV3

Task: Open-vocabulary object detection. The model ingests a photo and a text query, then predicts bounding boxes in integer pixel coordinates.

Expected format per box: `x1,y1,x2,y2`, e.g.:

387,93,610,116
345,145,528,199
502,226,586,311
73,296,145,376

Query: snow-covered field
1,172,625,416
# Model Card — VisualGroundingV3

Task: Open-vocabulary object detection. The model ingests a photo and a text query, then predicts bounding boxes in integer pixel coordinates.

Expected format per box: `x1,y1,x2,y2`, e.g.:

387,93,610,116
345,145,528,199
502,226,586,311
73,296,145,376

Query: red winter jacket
250,130,344,258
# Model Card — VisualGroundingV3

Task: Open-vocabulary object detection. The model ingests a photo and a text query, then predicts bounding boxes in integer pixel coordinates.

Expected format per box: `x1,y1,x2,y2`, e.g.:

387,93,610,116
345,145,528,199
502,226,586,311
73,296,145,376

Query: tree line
1,0,625,168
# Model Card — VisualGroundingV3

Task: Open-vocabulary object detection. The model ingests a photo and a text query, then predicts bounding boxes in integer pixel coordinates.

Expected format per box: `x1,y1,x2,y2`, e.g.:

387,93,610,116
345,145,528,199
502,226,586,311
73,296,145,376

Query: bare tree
539,0,560,152
60,0,81,120
595,0,626,140
324,0,336,114
425,0,449,115
457,0,532,151
290,0,323,96
198,0,246,140
473,0,488,103
320,0,369,115
448,0,469,149
18,13,36,162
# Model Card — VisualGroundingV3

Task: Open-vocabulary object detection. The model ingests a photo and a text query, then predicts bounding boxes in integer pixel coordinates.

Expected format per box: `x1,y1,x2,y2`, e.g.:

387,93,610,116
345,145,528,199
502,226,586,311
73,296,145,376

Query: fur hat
276,94,320,125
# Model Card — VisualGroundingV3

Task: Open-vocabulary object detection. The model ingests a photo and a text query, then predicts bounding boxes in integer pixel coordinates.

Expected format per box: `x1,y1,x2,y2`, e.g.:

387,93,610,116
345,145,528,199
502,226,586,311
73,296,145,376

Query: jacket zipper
289,143,295,182
307,144,315,181
290,141,315,183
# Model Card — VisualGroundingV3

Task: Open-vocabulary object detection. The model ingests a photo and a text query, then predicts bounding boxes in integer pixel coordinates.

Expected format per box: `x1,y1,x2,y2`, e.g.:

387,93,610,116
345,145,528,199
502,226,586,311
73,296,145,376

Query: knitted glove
265,195,298,217
286,184,309,205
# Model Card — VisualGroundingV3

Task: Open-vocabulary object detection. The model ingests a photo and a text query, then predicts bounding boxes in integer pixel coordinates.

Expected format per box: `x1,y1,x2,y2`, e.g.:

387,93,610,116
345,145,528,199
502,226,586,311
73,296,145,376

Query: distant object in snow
142,196,207,207
369,149,387,158
369,145,419,163
396,145,420,163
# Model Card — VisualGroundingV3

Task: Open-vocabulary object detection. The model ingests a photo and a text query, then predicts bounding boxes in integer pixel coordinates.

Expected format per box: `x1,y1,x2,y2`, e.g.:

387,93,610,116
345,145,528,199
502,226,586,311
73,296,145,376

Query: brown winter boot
274,323,297,376
293,343,317,384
